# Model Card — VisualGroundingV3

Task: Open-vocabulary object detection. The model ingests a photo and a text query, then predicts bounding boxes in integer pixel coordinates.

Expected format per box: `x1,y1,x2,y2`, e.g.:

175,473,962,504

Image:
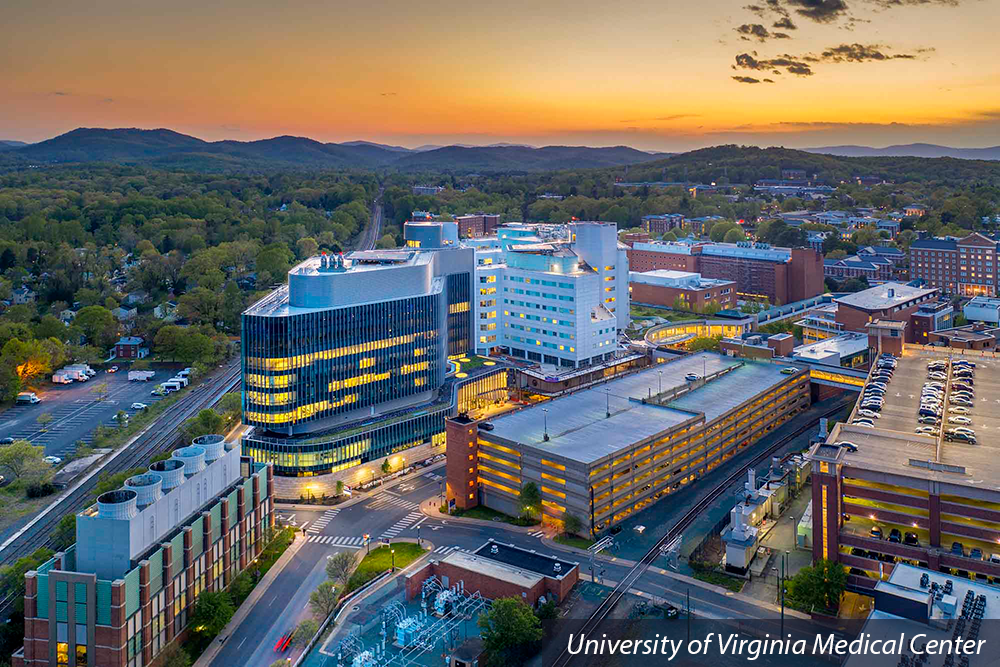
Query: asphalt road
0,369,175,457
215,457,822,667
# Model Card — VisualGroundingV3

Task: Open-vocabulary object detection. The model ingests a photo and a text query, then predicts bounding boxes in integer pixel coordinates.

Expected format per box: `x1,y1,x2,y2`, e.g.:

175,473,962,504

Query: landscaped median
344,543,426,595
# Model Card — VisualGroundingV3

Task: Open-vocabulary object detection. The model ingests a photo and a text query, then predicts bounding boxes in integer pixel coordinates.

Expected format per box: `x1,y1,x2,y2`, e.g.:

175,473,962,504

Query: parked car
948,416,972,425
944,431,977,444
904,532,919,546
889,529,902,543
685,373,699,382
918,416,940,425
43,456,62,465
858,409,880,419
0,437,14,445
948,406,971,415
107,365,119,373
870,525,883,539
970,548,984,561
780,367,798,375
952,542,965,556
915,426,938,435
130,402,148,410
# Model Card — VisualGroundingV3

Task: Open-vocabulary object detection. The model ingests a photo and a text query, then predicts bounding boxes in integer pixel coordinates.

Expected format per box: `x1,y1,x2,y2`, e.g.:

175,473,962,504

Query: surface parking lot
0,369,175,457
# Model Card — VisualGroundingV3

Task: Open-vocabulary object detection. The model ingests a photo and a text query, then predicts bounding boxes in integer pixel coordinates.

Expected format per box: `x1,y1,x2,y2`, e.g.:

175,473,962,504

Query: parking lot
0,369,174,458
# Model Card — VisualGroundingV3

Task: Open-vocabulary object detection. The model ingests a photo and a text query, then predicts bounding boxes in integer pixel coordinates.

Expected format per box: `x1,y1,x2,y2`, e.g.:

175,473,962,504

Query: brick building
627,241,823,305
833,283,939,343
455,214,500,238
404,541,578,606
909,232,998,296
11,437,274,667
628,270,735,311
113,337,147,360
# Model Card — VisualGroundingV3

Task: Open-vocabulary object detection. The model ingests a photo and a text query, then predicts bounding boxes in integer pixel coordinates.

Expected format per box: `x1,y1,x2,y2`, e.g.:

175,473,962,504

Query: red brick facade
404,554,577,606
445,417,479,511
628,280,734,311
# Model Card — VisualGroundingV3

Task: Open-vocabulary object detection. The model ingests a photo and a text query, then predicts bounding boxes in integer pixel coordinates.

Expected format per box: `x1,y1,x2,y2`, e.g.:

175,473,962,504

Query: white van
162,380,182,393
16,392,41,405
170,376,189,388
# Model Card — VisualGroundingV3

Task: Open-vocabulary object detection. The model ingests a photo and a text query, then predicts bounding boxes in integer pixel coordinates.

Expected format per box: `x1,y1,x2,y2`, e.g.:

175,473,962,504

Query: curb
193,532,306,667
418,498,544,534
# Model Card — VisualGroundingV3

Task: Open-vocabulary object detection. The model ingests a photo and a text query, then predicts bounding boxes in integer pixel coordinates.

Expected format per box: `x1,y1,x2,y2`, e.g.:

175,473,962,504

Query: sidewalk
418,497,545,534
275,462,447,514
193,532,306,667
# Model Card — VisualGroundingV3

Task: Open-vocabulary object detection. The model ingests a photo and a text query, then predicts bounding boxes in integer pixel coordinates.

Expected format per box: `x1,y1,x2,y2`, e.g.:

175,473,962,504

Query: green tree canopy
518,481,542,520
309,581,339,619
477,597,544,667
190,590,235,639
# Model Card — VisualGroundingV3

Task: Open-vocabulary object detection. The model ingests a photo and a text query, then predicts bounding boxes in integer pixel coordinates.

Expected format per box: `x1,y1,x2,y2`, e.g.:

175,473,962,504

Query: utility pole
686,588,691,642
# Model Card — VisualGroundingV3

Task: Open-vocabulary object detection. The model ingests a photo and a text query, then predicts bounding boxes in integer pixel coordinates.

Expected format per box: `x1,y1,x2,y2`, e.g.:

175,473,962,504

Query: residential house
11,286,35,305
111,305,137,322
153,301,179,321
124,290,149,306
113,336,148,359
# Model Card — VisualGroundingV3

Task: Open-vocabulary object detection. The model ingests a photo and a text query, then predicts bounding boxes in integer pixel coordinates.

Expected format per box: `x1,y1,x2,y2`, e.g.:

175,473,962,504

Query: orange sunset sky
2,0,999,150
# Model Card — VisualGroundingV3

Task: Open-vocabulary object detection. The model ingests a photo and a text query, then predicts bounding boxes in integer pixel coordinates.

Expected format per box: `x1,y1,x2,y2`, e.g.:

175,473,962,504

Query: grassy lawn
692,569,745,593
630,305,700,322
440,504,540,527
455,355,490,371
344,543,426,595
555,534,595,549
0,488,53,535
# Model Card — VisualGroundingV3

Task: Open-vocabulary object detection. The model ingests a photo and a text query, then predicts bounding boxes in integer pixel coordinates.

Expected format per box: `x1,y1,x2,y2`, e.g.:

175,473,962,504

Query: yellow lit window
541,459,566,471
542,486,567,499
359,357,375,369
541,472,565,484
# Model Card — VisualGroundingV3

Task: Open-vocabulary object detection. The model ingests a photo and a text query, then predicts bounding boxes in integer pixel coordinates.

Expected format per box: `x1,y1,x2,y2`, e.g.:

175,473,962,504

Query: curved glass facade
242,295,441,434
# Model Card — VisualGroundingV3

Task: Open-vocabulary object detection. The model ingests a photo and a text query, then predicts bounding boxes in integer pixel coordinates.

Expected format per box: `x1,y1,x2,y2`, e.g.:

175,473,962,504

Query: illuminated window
541,459,566,471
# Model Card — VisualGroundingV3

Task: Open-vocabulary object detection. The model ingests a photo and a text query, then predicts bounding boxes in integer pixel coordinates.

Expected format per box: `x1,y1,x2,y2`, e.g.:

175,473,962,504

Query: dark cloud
51,91,69,96
763,78,776,82
101,98,114,104
380,92,397,97
734,52,815,76
735,23,773,41
773,32,792,38
732,76,764,84
786,0,850,23
866,0,959,6
773,17,798,29
818,43,921,62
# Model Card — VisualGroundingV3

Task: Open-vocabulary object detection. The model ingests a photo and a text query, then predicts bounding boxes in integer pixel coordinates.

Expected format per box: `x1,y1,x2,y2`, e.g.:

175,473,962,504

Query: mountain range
805,143,1000,161
0,128,663,172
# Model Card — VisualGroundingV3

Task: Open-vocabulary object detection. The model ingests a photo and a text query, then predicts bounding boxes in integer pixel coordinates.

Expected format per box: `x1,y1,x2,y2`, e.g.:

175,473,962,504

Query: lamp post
391,548,396,572
658,370,662,395
542,408,549,441
780,550,789,636
605,388,610,418
364,533,371,555
417,525,421,545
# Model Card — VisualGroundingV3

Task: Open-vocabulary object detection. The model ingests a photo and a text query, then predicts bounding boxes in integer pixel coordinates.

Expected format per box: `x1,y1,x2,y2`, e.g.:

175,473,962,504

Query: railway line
551,401,849,667
0,362,241,617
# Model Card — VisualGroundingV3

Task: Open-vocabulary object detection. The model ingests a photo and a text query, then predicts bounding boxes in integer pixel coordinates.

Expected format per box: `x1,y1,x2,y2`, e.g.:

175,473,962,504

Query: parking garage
810,350,1000,590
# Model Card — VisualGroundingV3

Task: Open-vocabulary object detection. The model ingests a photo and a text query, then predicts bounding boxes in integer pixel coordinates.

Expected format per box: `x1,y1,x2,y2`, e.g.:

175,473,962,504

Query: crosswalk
367,493,420,511
432,545,472,555
380,512,423,539
306,508,341,534
528,530,546,538
305,535,364,548
423,472,442,482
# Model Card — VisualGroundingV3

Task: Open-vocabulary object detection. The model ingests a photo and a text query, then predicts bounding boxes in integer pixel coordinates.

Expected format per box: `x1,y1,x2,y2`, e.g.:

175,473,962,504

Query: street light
658,370,662,395
391,548,396,571
542,408,549,441
364,533,371,555
605,388,610,418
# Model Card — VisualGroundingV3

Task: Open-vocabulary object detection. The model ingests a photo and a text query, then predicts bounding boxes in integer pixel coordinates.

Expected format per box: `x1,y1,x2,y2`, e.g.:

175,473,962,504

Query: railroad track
550,401,849,667
0,363,241,571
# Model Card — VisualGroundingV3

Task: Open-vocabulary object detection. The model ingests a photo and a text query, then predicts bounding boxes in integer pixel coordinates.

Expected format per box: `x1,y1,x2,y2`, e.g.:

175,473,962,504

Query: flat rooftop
834,282,937,311
485,353,796,465
791,332,869,362
830,350,1000,489
471,541,576,578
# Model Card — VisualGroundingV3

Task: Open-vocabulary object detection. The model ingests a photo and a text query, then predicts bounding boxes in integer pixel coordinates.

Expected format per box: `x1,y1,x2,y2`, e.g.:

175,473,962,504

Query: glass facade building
241,248,475,477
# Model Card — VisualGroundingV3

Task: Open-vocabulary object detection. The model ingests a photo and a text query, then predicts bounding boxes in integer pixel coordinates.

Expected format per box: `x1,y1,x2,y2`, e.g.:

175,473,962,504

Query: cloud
51,91,70,96
735,23,773,41
732,76,765,83
619,114,700,123
734,52,815,76
865,0,959,6
763,78,776,82
380,92,397,97
785,0,850,23
101,97,114,104
819,43,925,62
773,17,798,29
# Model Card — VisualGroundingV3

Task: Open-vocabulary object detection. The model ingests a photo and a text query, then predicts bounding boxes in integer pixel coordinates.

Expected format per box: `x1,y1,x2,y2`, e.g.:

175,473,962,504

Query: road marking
238,637,246,650
410,517,427,531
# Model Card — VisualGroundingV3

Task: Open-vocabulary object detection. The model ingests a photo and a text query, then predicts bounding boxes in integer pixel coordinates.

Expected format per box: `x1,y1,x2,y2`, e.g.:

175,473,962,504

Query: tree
562,512,584,536
51,513,76,551
115,410,128,428
177,287,221,326
335,480,345,496
0,547,55,599
1,337,56,390
325,551,355,590
787,559,847,612
183,409,225,440
90,381,110,402
308,581,339,619
158,643,191,667
477,597,544,667
0,440,45,481
256,244,294,285
73,305,118,349
190,590,235,638
841,277,869,293
216,392,242,421
660,230,678,242
296,237,319,259
376,234,397,249
688,336,721,352
518,482,541,520
723,227,746,244
292,618,319,647
825,249,848,260
35,412,53,432
381,458,392,475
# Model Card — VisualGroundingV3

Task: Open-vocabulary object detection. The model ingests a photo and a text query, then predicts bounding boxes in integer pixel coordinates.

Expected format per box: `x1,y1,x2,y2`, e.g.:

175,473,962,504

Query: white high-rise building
472,221,629,367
